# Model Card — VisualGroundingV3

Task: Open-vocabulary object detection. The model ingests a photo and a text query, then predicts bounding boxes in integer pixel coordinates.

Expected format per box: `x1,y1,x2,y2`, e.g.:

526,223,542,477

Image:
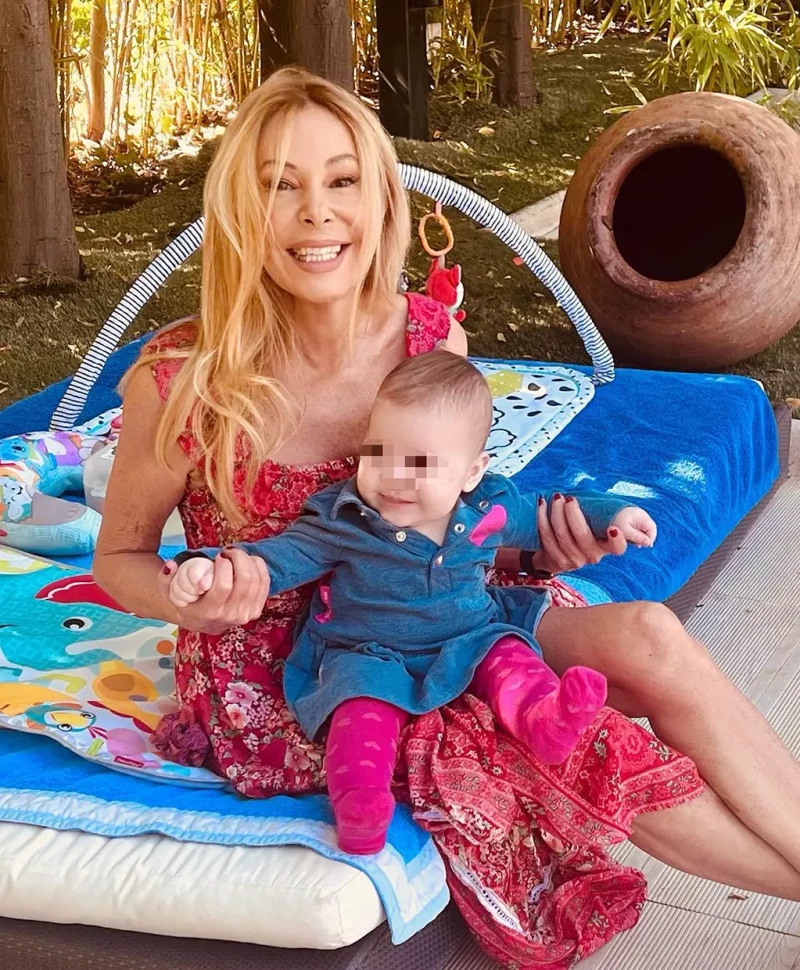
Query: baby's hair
377,350,493,447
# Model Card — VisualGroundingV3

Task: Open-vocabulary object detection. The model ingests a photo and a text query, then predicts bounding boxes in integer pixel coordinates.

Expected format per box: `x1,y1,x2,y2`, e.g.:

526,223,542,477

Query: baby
170,351,657,855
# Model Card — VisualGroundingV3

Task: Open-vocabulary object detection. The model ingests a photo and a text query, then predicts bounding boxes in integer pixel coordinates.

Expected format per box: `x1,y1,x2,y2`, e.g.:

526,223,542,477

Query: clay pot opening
612,144,747,283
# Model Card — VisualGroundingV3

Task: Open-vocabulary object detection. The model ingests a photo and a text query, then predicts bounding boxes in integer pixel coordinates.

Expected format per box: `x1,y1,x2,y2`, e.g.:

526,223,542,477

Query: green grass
1,35,798,411
0,143,212,406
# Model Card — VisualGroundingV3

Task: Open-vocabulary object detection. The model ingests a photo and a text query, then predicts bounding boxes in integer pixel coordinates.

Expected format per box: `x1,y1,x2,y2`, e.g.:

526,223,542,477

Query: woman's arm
93,365,192,624
442,316,468,356
95,366,271,633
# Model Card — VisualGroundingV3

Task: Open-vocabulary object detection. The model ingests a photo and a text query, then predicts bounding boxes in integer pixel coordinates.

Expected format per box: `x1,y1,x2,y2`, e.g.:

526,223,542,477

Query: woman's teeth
291,246,343,263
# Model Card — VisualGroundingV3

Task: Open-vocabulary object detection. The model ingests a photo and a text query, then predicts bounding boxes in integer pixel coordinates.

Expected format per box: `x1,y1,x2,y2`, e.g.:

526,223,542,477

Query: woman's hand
531,493,630,575
158,548,270,634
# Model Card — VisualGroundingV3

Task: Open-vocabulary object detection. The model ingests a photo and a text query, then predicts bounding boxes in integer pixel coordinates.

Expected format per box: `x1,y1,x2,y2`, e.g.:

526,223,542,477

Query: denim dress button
478,500,490,510
454,523,465,534
395,531,407,542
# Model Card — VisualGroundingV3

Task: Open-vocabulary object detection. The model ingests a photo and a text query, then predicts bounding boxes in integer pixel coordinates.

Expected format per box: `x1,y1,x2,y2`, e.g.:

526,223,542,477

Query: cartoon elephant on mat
0,570,163,671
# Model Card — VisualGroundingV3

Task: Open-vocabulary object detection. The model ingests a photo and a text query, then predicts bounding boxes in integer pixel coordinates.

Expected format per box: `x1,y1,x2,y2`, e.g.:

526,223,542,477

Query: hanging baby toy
418,202,466,322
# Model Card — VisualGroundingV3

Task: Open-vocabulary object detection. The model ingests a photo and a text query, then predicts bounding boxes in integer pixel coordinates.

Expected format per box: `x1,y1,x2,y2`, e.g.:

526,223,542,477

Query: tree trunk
470,0,534,107
86,0,107,141
0,0,81,281
258,0,353,91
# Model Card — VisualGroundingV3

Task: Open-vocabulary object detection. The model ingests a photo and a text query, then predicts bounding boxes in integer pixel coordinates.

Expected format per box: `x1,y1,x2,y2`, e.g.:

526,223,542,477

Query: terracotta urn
559,92,800,370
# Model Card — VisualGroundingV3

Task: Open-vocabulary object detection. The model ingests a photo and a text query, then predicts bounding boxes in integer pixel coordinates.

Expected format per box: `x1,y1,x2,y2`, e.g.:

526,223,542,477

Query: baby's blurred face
356,399,488,531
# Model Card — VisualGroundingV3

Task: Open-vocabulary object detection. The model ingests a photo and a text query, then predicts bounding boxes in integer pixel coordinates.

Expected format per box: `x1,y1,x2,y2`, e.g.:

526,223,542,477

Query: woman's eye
331,176,359,189
361,444,383,458
406,455,428,469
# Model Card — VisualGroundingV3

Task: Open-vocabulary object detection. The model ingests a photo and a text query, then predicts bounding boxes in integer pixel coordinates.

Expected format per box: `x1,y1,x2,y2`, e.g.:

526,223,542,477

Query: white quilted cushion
0,821,385,948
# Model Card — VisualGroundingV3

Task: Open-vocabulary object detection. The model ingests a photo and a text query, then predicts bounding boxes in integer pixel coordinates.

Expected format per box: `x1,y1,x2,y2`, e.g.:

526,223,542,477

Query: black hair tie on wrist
519,549,554,580
173,550,213,567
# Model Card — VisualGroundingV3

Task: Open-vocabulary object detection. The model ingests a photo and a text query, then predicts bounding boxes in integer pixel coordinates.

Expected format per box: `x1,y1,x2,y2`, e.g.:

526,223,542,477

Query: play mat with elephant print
0,546,222,787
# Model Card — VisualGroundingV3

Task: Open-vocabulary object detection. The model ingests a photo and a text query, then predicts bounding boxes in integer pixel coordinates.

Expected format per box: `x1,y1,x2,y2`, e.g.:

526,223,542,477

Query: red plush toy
418,203,466,322
425,257,466,323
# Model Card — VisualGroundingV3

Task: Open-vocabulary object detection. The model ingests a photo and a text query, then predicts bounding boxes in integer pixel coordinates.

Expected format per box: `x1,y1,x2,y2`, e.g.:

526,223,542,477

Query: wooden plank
577,903,800,970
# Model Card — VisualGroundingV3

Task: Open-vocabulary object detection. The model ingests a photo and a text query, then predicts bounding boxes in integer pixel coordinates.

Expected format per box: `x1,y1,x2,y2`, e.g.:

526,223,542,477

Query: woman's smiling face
260,104,366,305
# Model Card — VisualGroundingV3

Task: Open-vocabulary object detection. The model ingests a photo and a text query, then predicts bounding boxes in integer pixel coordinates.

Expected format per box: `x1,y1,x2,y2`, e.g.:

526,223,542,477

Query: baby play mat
478,361,593,476
0,554,450,947
0,546,219,786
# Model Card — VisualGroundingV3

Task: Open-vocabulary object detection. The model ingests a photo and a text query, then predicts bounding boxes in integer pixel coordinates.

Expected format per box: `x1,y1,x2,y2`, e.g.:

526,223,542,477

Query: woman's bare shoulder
443,316,468,356
143,315,200,355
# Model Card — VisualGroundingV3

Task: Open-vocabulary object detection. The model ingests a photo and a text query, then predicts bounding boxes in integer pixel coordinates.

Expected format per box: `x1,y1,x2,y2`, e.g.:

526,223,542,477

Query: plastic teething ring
418,203,454,258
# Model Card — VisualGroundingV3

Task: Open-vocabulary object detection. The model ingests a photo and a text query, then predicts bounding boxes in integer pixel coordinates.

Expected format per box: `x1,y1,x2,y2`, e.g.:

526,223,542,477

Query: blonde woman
95,68,800,964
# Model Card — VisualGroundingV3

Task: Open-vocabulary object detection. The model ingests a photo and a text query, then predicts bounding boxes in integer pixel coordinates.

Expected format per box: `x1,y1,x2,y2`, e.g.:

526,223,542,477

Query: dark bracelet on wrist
173,550,213,567
519,549,554,580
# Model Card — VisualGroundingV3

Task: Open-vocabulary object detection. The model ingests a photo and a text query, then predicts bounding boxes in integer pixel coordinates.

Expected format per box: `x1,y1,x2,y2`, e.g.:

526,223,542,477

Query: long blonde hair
129,68,411,526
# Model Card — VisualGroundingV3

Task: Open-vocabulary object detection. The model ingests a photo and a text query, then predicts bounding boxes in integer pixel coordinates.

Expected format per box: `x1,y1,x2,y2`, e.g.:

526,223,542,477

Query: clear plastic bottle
83,440,185,545
83,441,116,514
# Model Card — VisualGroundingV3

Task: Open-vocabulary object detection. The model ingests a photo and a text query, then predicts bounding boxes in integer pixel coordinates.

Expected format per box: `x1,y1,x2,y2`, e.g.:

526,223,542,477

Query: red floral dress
146,294,703,969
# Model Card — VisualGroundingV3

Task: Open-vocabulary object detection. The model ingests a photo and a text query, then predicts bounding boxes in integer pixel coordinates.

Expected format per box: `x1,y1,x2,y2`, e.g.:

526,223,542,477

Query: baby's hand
169,556,215,609
611,507,658,548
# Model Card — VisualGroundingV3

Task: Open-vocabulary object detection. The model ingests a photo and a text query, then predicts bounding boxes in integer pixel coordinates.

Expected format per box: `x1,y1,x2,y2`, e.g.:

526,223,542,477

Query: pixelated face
356,400,488,530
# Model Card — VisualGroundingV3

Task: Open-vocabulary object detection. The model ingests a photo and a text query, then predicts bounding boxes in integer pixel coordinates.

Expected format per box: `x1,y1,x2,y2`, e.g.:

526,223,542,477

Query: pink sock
325,697,408,855
472,636,607,764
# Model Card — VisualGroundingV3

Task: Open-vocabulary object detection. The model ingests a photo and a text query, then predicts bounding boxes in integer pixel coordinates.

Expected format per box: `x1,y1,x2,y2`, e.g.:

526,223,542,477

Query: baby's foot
334,788,396,855
518,666,607,764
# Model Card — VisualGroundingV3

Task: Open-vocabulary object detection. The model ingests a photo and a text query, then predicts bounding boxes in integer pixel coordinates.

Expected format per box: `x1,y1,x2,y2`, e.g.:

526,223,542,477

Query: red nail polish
162,564,171,574
553,493,562,500
565,496,575,504
609,528,619,537
538,497,546,506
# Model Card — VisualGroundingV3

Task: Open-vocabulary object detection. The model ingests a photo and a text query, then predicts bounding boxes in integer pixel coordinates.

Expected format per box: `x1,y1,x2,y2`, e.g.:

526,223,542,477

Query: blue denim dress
211,474,629,740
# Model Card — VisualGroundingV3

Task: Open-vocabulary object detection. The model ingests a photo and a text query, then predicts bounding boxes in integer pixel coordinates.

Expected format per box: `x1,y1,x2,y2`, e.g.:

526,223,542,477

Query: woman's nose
299,188,333,227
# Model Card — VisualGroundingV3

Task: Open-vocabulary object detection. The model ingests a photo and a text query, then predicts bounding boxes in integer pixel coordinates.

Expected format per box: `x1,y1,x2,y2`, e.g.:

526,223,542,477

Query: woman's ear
462,451,490,494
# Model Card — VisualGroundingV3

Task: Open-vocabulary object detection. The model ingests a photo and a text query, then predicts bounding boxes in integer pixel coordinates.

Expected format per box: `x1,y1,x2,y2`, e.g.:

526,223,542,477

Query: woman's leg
632,787,800,900
537,601,800,873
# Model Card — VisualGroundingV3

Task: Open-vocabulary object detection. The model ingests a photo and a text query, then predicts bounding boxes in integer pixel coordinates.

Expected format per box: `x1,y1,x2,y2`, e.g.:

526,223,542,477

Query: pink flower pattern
224,704,249,730
224,682,258,709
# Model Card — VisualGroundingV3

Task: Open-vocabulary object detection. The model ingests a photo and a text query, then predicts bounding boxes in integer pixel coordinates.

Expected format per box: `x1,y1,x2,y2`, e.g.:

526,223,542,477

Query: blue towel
0,730,449,944
0,335,147,438
498,364,778,603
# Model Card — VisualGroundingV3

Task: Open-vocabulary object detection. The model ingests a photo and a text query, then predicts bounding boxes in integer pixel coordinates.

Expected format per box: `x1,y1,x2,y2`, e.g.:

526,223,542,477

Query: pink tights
325,636,607,855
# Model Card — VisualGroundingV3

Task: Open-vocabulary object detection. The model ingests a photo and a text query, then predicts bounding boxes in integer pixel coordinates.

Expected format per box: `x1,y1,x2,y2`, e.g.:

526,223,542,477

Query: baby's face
356,399,488,531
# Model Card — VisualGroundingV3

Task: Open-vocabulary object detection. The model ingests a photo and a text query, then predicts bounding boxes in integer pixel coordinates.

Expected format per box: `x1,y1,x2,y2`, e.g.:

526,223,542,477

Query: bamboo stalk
87,0,107,141
213,0,237,101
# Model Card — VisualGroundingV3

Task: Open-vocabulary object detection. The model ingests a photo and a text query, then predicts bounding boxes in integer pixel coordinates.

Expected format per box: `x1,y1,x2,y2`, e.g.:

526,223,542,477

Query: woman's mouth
288,244,350,271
